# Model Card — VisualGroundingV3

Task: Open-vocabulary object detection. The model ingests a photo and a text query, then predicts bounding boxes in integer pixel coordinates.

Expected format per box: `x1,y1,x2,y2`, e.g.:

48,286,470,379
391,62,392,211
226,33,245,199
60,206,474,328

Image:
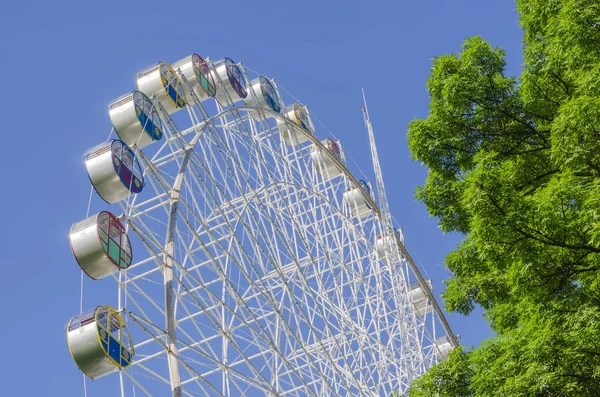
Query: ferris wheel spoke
167,199,339,395
172,204,346,392
154,101,192,149
157,204,322,392
121,367,163,397
258,185,400,389
170,295,283,394
265,202,387,391
128,312,226,396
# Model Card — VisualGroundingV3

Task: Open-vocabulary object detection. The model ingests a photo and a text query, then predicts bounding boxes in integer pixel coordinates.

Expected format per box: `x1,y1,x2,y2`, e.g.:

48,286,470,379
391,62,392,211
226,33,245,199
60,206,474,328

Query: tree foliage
407,1,600,395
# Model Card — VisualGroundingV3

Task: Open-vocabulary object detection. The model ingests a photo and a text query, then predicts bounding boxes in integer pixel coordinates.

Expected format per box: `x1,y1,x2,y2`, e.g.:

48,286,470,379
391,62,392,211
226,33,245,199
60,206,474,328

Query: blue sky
0,1,523,395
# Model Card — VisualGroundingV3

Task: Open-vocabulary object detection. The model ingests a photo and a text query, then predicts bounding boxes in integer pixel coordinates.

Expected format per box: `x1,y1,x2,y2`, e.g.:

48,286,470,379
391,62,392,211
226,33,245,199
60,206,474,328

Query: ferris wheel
65,52,457,396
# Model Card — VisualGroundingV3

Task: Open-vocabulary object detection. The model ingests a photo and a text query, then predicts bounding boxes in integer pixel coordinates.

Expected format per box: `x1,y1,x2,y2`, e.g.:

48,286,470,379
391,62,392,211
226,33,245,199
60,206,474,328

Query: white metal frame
77,57,456,397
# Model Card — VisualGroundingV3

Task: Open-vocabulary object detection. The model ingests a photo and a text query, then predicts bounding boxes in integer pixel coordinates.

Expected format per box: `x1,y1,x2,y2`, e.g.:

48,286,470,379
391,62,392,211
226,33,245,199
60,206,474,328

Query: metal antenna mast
362,89,393,232
361,89,459,349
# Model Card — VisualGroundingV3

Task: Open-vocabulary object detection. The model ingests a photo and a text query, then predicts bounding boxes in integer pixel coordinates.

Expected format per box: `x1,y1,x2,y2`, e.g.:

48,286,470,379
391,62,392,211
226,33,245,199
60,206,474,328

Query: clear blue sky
0,1,522,395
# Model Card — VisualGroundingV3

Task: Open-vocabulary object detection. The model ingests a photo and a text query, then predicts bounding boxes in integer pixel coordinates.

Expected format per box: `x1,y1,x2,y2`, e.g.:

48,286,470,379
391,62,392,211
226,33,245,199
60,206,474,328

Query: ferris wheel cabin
212,58,248,104
277,103,314,146
408,281,433,316
244,76,282,120
109,91,163,148
435,336,455,361
85,140,144,203
137,62,187,115
376,228,405,261
172,53,216,104
343,180,373,219
69,211,132,280
311,138,343,179
67,306,134,379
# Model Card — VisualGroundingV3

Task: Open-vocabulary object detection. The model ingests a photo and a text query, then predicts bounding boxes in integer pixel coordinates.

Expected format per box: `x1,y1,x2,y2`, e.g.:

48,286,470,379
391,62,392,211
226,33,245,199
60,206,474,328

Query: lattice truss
107,64,442,397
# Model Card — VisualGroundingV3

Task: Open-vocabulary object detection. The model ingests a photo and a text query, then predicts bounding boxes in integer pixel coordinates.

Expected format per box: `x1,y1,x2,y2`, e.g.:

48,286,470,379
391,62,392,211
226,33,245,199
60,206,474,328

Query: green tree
407,1,600,395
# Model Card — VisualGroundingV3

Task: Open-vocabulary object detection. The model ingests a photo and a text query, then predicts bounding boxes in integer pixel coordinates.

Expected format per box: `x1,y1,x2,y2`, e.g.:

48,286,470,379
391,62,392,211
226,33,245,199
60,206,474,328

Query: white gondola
435,336,455,361
408,281,433,316
172,53,216,104
244,76,282,120
343,180,373,219
136,62,187,115
277,103,314,146
211,58,247,104
311,138,343,179
376,228,405,261
69,211,132,280
109,91,163,148
66,306,134,379
86,140,144,203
